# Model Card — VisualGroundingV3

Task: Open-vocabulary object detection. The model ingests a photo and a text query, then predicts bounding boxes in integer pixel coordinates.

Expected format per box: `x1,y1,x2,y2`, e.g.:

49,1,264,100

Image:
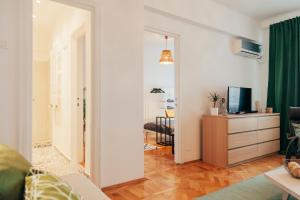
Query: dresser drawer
258,140,280,156
228,145,259,165
257,116,280,129
257,128,280,143
228,118,258,133
228,131,258,149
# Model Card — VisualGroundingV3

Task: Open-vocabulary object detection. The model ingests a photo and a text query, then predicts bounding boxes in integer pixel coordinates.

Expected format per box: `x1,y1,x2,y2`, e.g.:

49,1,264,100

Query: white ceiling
33,0,88,59
212,0,300,20
33,0,73,32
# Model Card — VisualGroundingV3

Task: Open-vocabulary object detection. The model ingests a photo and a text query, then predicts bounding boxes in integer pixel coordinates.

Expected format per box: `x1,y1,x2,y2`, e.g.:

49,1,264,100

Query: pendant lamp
160,35,174,64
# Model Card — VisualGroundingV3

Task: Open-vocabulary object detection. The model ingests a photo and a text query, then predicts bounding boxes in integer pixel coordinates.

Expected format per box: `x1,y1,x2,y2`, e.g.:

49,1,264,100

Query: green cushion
0,144,31,172
0,168,26,200
0,144,32,200
25,168,83,200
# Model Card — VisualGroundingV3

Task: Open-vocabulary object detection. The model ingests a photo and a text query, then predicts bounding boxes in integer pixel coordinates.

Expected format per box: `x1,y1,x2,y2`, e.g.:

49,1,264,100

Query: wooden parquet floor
103,133,283,200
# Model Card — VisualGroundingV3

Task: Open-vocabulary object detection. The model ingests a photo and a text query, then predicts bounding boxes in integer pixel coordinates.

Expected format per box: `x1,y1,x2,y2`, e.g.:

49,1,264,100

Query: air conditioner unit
232,38,262,60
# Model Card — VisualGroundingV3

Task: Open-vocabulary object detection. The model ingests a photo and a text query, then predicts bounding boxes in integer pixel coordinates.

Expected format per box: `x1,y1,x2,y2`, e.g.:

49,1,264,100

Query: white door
50,51,64,148
76,35,86,166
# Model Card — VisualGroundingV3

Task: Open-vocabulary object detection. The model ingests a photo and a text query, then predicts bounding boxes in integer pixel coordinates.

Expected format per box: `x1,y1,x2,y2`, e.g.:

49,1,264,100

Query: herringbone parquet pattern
103,134,283,200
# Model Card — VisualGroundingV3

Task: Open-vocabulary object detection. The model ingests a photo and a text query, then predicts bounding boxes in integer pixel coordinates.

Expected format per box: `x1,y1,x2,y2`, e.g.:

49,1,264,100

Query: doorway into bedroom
31,0,92,177
143,30,177,162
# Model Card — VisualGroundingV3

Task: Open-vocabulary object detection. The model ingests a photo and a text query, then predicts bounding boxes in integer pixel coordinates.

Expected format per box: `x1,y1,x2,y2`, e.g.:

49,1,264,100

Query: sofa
0,144,110,200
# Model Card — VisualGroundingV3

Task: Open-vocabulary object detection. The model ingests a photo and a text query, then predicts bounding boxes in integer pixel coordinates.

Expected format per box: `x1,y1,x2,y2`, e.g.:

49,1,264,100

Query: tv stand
202,113,280,167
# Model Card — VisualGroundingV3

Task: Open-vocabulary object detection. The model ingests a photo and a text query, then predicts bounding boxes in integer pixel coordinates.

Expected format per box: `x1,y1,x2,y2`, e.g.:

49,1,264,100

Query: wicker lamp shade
159,35,174,65
160,50,174,64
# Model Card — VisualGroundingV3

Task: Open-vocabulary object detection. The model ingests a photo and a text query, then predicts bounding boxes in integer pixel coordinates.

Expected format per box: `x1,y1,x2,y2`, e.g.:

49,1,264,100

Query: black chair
288,107,300,139
286,107,300,159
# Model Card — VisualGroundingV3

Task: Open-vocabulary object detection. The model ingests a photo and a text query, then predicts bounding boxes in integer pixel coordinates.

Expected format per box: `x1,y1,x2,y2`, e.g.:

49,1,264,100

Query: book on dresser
202,113,280,167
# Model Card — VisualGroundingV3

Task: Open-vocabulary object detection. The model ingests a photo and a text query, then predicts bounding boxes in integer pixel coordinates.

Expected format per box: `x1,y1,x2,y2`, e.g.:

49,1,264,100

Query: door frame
70,24,91,174
144,26,183,164
18,0,102,186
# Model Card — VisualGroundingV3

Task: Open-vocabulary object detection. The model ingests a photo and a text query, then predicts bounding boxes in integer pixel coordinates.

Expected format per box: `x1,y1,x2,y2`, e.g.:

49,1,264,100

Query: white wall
100,0,144,187
0,0,20,148
144,0,261,41
145,2,262,162
144,32,175,122
261,9,300,29
259,29,270,110
32,60,51,144
32,2,52,145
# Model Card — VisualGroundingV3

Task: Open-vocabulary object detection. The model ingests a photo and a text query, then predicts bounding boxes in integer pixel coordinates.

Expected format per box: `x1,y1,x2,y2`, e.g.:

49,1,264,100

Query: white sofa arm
61,174,110,200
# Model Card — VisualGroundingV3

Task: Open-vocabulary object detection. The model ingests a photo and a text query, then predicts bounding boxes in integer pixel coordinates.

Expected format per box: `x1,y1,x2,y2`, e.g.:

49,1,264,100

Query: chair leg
146,132,149,143
172,135,174,154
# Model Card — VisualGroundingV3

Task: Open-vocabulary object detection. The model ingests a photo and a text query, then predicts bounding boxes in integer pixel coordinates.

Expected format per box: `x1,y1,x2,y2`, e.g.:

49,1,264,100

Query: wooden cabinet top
203,113,280,119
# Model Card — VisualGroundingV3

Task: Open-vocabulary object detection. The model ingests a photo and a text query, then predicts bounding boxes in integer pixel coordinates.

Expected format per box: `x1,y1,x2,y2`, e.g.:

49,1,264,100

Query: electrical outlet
0,40,8,50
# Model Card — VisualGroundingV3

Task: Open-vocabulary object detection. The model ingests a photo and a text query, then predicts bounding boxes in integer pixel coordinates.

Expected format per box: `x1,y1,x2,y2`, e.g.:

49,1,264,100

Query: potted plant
209,92,221,116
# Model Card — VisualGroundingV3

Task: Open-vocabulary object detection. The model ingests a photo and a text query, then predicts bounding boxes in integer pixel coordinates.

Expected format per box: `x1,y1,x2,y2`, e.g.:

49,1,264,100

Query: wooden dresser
202,113,280,167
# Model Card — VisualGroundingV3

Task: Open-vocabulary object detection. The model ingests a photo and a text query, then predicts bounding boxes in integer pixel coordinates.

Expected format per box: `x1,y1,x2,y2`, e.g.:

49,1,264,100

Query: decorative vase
266,107,273,113
210,107,219,116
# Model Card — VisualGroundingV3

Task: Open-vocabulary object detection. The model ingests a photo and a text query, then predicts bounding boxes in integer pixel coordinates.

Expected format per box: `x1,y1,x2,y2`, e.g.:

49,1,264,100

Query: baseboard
228,152,280,168
32,140,52,148
101,178,147,191
182,159,201,165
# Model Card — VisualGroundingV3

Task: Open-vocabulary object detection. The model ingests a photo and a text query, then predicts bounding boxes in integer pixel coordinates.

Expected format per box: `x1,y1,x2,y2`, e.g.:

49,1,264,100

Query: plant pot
210,108,219,116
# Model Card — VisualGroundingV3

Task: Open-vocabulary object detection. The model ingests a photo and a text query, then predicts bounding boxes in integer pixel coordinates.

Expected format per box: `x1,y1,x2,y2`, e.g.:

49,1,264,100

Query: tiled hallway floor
32,146,81,176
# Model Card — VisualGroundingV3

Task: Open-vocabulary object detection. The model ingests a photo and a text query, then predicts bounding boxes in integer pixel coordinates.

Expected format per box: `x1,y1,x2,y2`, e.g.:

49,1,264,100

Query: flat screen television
227,86,252,114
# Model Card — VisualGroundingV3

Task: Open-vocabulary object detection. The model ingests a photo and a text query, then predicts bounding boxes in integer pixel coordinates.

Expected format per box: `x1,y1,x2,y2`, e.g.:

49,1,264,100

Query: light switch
0,40,8,50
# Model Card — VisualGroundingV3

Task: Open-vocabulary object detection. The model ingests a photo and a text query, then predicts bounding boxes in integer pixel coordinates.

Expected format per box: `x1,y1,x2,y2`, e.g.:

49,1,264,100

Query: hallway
32,145,82,176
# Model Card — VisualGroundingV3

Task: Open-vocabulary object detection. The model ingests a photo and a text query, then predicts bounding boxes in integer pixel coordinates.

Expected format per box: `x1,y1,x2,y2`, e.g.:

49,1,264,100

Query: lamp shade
160,35,174,65
160,50,174,64
150,88,165,93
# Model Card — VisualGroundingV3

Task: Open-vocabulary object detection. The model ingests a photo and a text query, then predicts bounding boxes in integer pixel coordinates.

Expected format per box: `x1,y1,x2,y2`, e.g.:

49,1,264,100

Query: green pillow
0,144,31,172
25,168,83,200
0,144,31,200
0,168,26,200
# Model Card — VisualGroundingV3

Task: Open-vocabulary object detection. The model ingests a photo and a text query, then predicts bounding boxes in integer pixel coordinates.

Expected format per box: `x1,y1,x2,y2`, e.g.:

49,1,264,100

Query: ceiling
33,0,74,32
33,0,89,58
212,0,300,20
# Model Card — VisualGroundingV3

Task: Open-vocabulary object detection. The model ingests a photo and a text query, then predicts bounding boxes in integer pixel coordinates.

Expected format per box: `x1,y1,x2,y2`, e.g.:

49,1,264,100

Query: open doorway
31,0,92,176
143,30,178,162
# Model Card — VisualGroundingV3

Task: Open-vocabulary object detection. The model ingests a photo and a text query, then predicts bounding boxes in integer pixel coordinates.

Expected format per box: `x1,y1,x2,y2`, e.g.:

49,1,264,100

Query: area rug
144,143,160,151
196,175,296,200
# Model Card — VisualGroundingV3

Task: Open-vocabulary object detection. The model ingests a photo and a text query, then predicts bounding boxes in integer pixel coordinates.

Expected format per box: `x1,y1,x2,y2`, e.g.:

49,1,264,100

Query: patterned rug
144,144,160,151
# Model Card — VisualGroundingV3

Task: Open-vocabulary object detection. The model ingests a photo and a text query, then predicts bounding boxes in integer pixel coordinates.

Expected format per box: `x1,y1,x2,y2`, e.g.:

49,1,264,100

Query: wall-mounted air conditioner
232,38,263,61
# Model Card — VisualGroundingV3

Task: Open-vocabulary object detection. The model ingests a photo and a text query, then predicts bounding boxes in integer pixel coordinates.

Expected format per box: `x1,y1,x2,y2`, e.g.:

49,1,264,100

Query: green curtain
267,17,300,152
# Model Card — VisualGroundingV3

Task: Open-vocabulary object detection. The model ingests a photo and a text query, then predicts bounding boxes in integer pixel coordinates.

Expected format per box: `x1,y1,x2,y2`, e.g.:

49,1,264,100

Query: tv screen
227,87,252,114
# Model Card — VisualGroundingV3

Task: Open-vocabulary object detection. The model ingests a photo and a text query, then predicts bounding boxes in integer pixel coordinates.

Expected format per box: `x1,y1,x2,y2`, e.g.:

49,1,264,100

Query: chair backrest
288,107,300,137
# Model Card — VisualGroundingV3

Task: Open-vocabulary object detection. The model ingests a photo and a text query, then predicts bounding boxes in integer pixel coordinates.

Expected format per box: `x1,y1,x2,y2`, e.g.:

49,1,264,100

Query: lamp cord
165,35,168,49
